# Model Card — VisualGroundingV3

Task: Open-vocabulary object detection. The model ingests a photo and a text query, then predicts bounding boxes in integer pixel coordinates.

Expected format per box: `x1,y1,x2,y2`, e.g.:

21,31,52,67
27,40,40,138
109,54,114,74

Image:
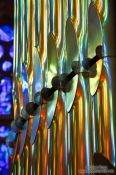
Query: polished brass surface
39,0,47,67
48,93,65,175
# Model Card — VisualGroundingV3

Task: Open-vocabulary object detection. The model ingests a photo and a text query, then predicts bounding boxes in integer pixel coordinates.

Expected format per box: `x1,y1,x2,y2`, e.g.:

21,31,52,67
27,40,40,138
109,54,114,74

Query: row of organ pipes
6,0,116,174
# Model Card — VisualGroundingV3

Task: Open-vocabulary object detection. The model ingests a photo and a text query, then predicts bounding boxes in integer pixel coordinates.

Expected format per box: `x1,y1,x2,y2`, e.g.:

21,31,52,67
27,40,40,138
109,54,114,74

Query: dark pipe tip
60,73,72,92
41,88,50,99
96,45,103,57
52,76,60,90
15,117,27,129
82,56,101,70
26,102,39,116
83,45,103,70
52,73,73,92
41,87,55,100
71,61,80,74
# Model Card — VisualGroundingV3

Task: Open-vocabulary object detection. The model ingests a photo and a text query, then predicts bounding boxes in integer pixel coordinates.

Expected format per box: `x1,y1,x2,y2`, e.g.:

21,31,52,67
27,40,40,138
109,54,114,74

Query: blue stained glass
0,78,12,115
0,25,14,115
0,78,12,93
0,45,4,58
2,61,12,72
0,144,9,172
9,45,14,58
0,25,13,42
0,103,11,115
0,126,10,138
0,22,14,174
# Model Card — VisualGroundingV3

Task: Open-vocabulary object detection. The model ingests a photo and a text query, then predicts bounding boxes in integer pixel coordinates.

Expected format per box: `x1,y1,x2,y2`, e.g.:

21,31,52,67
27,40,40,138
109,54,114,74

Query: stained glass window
0,24,14,174
0,25,13,115
0,144,9,173
0,126,10,138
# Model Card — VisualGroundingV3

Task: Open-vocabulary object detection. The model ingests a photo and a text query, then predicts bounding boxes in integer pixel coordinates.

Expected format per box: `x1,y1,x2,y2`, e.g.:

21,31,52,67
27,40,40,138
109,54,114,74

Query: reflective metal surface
31,48,42,144
12,0,116,174
65,18,78,112
19,63,29,155
88,3,103,95
46,33,58,128
31,0,48,143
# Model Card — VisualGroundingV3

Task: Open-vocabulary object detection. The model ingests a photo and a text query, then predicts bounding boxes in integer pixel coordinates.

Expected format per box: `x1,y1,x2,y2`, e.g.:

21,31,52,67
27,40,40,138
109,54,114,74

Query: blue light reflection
0,144,9,172
0,25,13,42
0,78,12,115
2,61,12,72
0,23,14,174
0,45,4,58
9,45,13,58
0,126,10,138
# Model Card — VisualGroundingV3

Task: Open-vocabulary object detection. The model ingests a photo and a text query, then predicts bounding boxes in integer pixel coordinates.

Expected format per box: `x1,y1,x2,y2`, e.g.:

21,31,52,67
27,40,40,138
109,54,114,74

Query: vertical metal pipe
37,104,48,175
24,145,29,175
48,121,57,175
75,85,85,174
32,130,41,175
16,155,20,175
55,95,65,175
72,0,79,30
39,0,47,67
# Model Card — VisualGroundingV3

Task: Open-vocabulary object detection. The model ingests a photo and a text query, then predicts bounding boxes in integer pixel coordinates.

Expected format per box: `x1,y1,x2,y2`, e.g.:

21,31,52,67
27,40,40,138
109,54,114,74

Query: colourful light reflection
81,70,90,168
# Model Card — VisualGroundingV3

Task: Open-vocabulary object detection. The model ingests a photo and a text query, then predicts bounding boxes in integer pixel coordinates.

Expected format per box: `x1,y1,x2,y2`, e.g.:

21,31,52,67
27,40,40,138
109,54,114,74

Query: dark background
106,0,116,152
0,0,13,25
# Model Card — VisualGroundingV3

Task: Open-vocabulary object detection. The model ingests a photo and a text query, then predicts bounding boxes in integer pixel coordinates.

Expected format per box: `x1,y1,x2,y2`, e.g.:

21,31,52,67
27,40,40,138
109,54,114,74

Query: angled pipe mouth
88,3,103,96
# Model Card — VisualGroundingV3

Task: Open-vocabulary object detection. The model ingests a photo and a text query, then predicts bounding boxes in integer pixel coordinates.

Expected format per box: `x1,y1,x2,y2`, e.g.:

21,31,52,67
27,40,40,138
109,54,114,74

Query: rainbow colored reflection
12,0,116,174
